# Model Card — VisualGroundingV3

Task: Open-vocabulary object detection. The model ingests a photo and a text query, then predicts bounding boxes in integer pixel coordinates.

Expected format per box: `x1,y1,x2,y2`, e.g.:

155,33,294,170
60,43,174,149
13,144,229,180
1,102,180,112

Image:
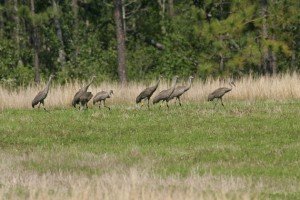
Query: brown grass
1,73,300,110
3,151,295,200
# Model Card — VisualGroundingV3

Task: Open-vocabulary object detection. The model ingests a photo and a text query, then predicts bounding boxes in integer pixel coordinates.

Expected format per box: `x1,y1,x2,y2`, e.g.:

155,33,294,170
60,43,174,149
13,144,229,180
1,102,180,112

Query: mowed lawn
0,101,299,199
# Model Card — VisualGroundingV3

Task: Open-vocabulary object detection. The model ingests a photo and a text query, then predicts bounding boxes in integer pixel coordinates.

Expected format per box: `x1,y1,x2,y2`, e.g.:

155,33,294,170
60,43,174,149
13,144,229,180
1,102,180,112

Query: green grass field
0,101,300,199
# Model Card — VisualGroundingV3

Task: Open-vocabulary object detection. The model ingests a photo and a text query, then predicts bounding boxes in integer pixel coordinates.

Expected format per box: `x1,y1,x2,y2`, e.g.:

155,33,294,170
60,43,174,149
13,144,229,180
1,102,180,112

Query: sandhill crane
72,75,96,108
79,91,93,110
136,75,163,108
32,74,55,110
208,81,235,107
93,90,113,110
168,76,194,106
153,76,179,108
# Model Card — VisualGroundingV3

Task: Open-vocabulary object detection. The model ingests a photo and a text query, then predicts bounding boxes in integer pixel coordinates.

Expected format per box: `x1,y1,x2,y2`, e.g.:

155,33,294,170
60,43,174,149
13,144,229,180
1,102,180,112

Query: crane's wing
80,91,93,101
72,90,84,106
93,91,108,102
210,87,231,98
136,85,158,103
32,91,47,106
153,89,172,104
168,86,187,100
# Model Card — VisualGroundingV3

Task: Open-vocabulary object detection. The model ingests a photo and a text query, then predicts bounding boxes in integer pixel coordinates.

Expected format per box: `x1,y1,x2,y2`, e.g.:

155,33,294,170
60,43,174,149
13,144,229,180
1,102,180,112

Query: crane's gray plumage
153,76,179,108
72,76,96,108
168,76,194,106
79,92,93,110
32,74,55,109
93,90,113,110
208,81,235,106
136,75,162,108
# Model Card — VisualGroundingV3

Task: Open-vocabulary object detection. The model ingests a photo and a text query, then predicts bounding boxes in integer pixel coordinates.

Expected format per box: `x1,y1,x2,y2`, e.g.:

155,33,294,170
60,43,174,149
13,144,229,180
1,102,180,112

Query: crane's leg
147,98,150,109
79,101,82,110
159,101,164,108
38,102,41,109
103,100,111,110
80,102,85,110
220,98,225,107
173,98,177,105
214,99,217,108
141,99,144,107
178,97,182,106
166,101,170,109
98,101,101,109
41,100,47,111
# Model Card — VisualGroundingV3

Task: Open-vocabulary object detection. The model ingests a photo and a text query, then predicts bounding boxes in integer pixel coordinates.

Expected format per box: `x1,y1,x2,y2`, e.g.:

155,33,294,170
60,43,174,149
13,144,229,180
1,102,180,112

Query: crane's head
109,90,114,95
172,75,179,84
230,81,236,87
50,74,55,78
207,93,214,101
189,76,194,80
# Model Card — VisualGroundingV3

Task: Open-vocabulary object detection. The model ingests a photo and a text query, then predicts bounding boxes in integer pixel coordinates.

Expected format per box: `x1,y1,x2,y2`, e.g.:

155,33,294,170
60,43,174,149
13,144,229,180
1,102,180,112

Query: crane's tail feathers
153,98,159,104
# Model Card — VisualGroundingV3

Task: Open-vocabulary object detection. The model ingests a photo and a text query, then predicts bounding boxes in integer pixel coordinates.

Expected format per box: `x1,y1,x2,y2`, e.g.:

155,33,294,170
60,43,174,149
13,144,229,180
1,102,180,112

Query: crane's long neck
170,78,177,93
185,77,193,91
228,82,233,90
153,77,161,90
83,77,95,92
44,76,53,94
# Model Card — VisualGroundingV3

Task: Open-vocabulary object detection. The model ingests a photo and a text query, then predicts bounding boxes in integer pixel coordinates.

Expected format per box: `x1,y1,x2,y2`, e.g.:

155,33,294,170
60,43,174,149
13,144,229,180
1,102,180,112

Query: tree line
0,0,299,86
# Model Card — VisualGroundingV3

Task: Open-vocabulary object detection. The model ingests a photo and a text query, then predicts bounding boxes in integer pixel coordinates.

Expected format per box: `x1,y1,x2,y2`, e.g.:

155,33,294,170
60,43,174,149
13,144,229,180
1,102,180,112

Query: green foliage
0,0,298,85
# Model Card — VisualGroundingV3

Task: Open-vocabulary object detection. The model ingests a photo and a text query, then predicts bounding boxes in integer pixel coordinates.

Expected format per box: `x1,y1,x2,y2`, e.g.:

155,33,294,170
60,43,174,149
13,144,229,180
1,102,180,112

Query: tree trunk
269,35,277,75
260,0,268,75
13,0,20,58
291,49,296,70
30,0,40,84
0,4,3,37
72,0,79,60
52,0,66,65
269,50,276,75
122,1,126,36
260,0,277,75
114,0,127,85
219,53,224,72
72,0,78,18
168,0,174,17
158,0,166,34
34,50,40,83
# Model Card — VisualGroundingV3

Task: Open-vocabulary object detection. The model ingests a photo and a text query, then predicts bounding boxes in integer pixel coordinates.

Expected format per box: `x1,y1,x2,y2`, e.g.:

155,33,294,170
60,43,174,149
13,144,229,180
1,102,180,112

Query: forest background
0,0,299,87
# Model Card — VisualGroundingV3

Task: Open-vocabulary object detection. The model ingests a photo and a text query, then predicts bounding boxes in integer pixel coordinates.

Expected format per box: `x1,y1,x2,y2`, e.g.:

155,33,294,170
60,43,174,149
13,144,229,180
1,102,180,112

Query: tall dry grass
3,151,298,200
1,73,300,110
